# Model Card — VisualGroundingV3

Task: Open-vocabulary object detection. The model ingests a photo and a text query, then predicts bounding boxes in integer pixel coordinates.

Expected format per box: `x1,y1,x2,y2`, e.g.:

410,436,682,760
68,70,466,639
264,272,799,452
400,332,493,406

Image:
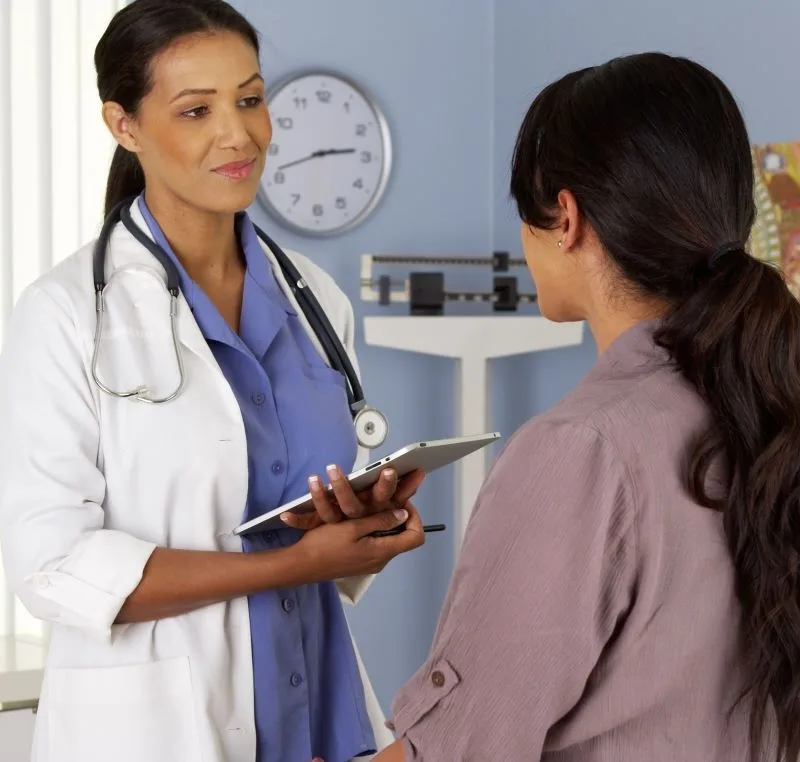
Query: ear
556,189,583,250
101,101,142,154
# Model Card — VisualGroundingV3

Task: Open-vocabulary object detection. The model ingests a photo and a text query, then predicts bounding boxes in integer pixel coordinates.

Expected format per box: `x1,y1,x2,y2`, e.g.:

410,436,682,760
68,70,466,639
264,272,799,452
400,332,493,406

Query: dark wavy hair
94,0,260,217
511,51,800,761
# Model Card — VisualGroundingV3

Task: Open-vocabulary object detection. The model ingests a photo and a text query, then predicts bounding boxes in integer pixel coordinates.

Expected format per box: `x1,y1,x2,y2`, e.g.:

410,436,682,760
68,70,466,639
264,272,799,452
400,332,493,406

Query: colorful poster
750,141,800,298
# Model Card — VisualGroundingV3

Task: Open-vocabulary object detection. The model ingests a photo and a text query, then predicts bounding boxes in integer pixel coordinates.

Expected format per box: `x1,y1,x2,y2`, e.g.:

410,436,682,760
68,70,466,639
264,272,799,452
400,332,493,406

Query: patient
371,52,800,761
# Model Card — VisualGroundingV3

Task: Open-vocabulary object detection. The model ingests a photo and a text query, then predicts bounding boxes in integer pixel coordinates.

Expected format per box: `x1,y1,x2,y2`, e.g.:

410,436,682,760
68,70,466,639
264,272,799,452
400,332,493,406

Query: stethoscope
90,198,389,450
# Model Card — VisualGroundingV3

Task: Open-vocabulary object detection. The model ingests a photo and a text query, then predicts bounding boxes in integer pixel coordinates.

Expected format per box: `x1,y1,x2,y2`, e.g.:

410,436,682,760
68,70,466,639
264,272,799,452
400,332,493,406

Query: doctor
0,1,425,761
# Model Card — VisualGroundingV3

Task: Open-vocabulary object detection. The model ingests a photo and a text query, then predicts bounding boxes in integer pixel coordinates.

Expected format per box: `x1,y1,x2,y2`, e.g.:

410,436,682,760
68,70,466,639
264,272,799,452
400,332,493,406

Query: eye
240,95,263,108
182,105,209,119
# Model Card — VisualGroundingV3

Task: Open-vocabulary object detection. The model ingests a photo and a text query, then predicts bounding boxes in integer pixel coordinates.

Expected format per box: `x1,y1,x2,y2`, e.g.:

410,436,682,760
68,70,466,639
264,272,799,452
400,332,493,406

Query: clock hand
322,148,356,157
277,148,356,171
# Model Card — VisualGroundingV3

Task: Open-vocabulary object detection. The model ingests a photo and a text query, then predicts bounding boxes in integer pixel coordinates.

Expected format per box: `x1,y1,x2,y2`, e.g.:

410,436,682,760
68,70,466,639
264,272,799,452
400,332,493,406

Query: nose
216,106,250,150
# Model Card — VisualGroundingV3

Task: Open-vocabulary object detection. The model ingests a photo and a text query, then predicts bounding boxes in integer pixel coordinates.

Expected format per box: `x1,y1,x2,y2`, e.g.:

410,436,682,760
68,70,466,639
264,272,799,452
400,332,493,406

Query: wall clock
259,70,392,237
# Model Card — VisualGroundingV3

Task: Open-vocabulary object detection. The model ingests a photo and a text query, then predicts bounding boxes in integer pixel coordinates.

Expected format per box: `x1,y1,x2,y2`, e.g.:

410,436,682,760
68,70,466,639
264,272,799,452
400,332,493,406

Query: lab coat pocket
45,656,202,762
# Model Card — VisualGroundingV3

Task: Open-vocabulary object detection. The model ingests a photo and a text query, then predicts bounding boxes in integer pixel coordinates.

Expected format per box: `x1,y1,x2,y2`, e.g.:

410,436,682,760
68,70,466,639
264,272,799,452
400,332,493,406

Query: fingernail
382,469,395,481
326,464,339,479
393,508,408,522
280,513,290,523
308,475,321,492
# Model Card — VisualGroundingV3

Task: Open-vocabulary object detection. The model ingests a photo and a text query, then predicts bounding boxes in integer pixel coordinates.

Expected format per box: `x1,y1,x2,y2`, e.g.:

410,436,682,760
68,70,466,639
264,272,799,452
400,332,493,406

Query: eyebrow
169,72,264,103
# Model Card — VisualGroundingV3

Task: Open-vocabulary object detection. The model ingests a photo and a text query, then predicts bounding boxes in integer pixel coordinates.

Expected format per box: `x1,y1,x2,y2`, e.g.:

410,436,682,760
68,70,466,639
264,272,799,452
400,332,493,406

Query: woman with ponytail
376,53,799,761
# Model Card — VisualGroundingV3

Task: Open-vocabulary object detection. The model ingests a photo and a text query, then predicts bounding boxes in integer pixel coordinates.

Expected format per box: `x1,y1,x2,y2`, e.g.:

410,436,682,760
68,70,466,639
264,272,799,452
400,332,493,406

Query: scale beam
360,251,536,314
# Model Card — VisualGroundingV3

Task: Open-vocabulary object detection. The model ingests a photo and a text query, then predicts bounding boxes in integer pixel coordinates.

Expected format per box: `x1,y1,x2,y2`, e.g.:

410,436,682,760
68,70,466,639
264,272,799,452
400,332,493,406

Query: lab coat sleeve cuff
22,530,157,641
336,573,374,605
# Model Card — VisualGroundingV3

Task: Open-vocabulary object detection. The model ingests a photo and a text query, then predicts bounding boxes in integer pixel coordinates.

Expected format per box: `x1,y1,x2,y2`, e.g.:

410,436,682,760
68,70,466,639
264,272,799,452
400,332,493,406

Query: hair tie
708,241,742,267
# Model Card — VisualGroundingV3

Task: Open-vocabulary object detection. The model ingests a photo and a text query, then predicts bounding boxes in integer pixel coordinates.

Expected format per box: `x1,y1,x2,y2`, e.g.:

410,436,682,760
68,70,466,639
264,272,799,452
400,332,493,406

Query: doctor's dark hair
511,52,800,761
94,0,260,217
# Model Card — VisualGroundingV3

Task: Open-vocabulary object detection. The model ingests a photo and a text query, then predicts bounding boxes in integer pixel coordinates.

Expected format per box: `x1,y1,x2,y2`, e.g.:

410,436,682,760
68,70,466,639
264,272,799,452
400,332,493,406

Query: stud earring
557,240,563,248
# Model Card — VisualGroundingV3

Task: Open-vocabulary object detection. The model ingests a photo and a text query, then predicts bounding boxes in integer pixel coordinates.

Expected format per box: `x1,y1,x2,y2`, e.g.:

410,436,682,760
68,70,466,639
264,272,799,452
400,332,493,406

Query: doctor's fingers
354,504,425,554
367,467,398,506
357,467,425,510
391,469,426,506
306,474,346,523
326,464,374,518
280,511,323,531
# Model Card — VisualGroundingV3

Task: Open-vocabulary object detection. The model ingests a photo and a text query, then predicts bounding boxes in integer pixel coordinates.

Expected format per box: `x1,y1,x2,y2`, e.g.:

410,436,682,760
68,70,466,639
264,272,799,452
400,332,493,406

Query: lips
212,157,257,179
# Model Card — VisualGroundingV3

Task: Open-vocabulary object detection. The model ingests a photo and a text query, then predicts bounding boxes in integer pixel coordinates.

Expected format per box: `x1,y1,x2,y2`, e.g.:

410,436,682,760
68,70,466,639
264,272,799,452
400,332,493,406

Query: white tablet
233,431,501,536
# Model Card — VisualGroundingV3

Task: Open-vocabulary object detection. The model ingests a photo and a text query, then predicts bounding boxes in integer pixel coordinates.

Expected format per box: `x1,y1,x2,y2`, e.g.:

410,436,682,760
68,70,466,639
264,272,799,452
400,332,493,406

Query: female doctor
0,1,425,761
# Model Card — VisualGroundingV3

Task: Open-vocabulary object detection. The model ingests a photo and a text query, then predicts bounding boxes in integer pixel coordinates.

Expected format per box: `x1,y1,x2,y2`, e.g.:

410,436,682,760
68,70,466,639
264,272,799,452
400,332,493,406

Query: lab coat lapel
258,238,331,367
105,201,222,374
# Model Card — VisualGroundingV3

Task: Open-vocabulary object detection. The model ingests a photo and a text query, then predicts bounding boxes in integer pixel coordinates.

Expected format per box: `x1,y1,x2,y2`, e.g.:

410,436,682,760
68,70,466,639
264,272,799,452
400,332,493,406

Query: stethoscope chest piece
354,405,389,449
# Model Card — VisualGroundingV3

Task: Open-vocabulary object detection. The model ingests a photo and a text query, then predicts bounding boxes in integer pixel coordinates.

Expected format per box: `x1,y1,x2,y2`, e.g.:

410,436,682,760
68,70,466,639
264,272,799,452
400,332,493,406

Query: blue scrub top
138,197,376,762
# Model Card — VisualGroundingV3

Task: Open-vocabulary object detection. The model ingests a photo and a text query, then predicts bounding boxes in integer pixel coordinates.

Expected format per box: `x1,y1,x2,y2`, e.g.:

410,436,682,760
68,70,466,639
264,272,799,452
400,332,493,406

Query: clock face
259,71,392,236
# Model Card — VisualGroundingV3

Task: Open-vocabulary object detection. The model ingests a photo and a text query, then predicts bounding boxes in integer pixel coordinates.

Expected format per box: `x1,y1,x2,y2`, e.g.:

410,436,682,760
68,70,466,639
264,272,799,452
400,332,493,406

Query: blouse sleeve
389,417,638,760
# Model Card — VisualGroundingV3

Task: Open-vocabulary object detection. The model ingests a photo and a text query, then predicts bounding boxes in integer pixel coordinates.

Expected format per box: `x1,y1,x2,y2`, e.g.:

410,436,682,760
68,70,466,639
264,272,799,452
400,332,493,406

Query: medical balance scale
360,251,585,550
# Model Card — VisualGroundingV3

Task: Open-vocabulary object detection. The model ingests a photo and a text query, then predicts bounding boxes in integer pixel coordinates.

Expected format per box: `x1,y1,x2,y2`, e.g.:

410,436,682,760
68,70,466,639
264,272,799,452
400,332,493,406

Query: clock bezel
257,68,393,238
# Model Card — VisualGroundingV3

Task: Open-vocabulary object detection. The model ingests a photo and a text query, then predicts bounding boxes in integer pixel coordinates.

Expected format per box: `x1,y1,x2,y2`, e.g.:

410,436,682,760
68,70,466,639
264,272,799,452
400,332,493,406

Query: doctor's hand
280,466,426,531
293,501,425,581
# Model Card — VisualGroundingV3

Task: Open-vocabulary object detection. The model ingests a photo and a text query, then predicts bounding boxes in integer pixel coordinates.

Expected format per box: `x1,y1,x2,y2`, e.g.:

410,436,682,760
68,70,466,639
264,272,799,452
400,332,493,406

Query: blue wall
232,0,800,714
231,0,497,714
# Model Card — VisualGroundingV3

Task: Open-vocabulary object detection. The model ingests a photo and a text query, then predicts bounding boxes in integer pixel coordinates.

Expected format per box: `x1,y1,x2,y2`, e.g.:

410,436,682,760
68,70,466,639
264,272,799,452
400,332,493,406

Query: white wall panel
0,0,125,642
51,0,82,263
0,0,13,642
78,0,119,243
9,1,47,305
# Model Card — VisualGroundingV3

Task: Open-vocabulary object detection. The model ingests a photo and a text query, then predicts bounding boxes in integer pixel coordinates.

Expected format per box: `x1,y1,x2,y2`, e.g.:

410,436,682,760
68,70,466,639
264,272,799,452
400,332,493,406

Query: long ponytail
510,51,800,760
655,251,800,759
104,145,145,218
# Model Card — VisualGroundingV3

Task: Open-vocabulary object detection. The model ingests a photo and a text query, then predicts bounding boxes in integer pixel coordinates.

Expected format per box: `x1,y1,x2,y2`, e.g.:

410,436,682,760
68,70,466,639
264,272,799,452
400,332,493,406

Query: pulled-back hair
511,51,800,761
95,0,260,217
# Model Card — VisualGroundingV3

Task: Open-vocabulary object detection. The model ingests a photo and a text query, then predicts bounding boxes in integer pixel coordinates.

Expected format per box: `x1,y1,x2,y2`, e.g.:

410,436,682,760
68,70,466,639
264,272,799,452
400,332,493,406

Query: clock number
353,178,364,189
291,194,301,206
316,90,332,104
274,171,285,184
355,124,367,137
312,204,324,217
293,97,307,110
335,197,347,210
343,101,350,113
360,151,372,163
277,117,293,129
268,144,279,155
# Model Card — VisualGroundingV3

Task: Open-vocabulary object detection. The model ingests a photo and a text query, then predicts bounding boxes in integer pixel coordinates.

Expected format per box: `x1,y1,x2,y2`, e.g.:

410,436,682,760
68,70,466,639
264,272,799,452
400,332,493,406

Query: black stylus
370,523,446,538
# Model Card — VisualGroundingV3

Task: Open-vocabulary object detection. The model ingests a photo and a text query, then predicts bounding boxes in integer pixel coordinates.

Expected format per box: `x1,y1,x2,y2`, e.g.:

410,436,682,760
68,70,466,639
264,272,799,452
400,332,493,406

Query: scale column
455,354,490,548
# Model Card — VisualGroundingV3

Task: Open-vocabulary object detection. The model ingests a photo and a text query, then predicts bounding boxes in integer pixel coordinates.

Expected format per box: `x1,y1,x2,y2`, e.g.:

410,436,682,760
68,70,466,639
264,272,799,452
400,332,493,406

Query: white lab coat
0,200,393,761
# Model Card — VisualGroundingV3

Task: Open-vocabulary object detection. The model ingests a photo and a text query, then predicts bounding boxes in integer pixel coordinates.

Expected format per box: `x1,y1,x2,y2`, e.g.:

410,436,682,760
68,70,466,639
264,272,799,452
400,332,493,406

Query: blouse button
431,670,445,688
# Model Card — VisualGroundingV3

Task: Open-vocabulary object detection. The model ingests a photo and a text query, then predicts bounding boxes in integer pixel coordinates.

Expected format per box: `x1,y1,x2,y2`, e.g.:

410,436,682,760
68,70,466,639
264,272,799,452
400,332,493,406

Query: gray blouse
390,319,767,760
